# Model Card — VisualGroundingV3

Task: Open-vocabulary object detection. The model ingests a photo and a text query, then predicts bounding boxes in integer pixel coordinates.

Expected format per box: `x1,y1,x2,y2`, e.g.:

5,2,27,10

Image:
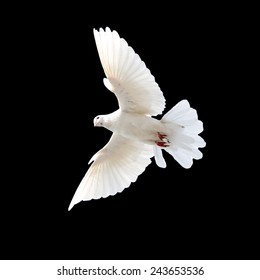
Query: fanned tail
154,100,206,169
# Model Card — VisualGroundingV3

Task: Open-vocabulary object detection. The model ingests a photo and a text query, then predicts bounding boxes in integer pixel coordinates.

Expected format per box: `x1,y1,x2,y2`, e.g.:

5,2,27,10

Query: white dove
68,27,206,210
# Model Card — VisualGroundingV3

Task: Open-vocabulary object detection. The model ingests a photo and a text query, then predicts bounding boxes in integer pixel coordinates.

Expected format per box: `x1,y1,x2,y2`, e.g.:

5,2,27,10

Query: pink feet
155,132,170,147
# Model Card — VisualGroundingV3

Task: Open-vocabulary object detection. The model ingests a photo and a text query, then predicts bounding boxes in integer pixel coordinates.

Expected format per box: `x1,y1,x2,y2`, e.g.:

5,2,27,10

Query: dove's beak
94,119,98,127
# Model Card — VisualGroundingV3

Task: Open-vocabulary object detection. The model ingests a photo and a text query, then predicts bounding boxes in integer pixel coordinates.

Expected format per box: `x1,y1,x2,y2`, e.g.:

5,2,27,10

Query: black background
2,7,258,260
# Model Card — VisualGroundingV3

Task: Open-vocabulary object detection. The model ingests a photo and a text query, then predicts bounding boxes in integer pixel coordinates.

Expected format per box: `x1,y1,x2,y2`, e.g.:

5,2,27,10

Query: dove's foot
157,132,167,141
155,141,170,147
156,132,170,147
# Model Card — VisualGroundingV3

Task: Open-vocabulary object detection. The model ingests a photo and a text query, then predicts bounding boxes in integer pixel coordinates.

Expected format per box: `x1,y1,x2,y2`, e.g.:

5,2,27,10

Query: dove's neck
102,110,120,132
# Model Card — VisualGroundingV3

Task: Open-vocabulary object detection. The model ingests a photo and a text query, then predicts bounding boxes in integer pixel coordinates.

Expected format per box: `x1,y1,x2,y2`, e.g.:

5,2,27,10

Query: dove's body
100,109,170,146
68,27,206,210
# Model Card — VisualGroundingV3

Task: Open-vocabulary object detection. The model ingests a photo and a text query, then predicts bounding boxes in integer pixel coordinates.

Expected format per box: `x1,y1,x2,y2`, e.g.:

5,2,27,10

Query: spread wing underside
93,27,166,116
69,134,153,210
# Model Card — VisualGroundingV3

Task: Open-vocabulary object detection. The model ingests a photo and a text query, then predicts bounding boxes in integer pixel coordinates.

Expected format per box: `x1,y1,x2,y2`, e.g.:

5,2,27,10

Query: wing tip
68,201,74,211
68,197,82,211
68,191,83,211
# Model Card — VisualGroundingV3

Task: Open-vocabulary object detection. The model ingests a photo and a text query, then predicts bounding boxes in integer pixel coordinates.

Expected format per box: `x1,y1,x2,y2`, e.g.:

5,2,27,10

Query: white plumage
68,27,206,210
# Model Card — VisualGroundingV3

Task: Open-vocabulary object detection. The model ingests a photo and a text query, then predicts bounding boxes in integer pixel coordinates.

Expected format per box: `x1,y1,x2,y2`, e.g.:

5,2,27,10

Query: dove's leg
155,141,169,147
157,132,167,141
155,132,170,147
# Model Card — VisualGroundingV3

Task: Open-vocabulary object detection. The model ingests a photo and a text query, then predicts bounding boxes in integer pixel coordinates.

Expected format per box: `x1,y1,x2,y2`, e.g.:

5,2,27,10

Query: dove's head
93,111,118,130
93,115,105,127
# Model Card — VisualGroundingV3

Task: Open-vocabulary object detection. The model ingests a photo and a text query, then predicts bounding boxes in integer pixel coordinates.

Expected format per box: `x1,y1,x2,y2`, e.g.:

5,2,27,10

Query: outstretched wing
93,27,166,116
68,134,153,210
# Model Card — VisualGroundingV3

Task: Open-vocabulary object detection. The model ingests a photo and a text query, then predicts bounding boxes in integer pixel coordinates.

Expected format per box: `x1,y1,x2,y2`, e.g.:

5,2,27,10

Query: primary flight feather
68,27,206,210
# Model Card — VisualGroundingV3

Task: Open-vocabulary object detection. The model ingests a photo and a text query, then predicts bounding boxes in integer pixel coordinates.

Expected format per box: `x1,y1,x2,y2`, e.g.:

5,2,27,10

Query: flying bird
68,27,206,210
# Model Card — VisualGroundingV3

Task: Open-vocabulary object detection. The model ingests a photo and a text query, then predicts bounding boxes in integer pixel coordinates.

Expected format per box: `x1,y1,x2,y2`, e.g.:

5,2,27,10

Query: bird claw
157,132,167,141
156,132,170,147
155,141,170,147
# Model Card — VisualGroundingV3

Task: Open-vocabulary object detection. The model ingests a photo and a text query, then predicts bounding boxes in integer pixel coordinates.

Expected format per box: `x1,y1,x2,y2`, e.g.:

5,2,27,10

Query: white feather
153,146,167,168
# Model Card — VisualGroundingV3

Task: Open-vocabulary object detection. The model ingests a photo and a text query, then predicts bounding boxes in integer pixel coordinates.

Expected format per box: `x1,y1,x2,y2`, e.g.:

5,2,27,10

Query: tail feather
166,146,193,168
153,146,166,168
154,99,206,169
